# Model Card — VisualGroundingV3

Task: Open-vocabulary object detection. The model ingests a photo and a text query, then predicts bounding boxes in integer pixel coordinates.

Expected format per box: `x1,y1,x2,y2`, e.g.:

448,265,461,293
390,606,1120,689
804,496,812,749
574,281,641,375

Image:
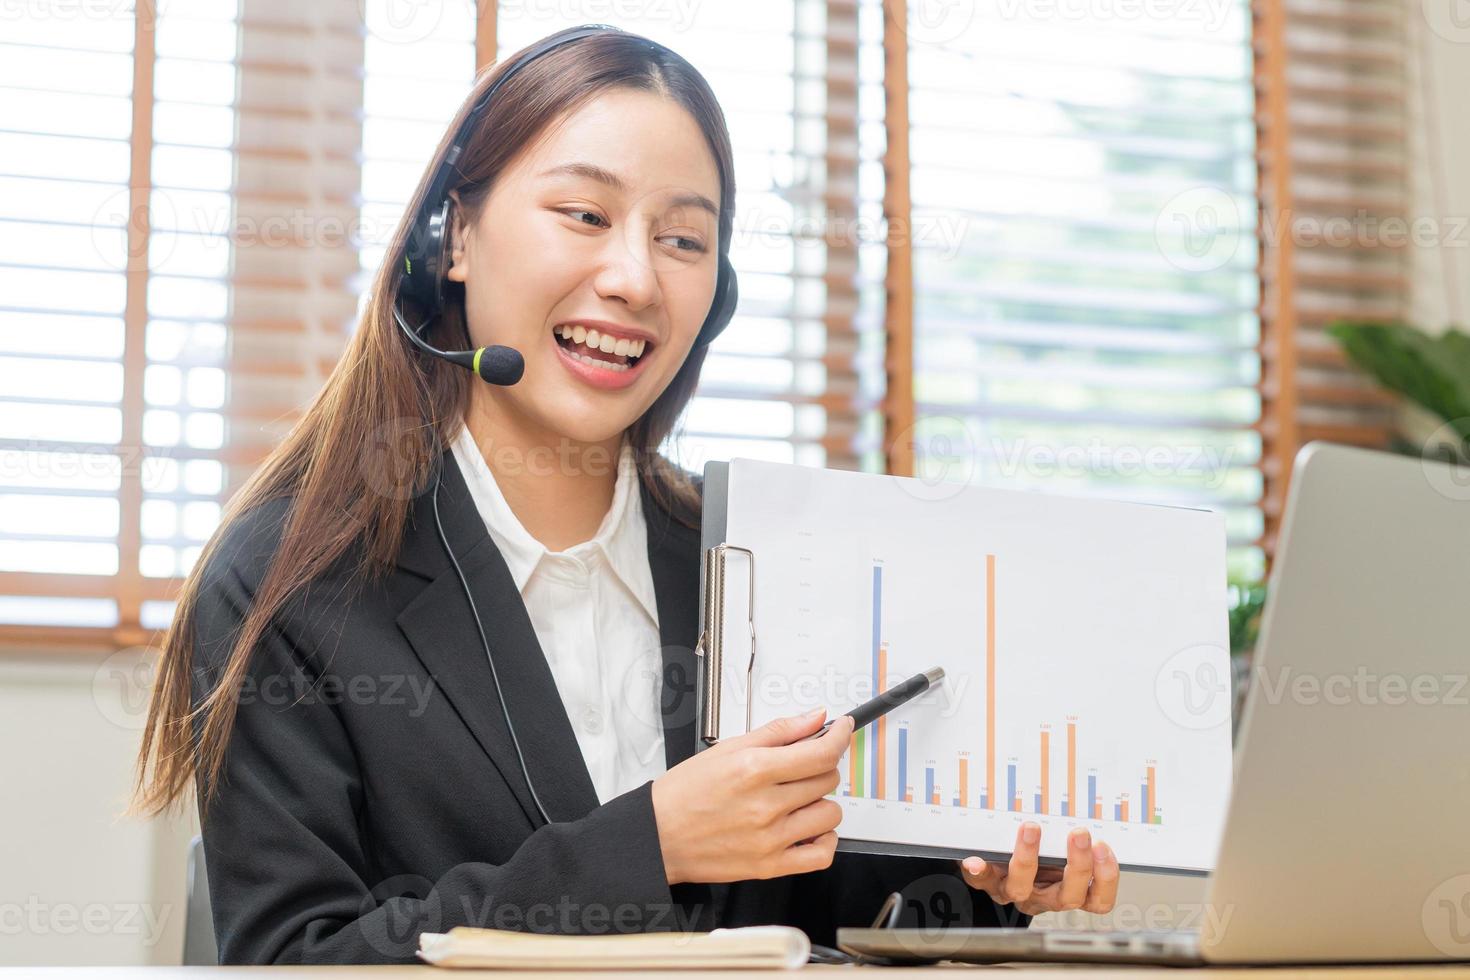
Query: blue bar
1061,801,1069,817
1088,775,1097,818
871,565,882,798
1141,782,1149,823
1114,803,1121,821
953,796,960,806
1034,792,1042,813
898,728,907,800
1007,764,1017,812
981,793,988,808
925,766,935,803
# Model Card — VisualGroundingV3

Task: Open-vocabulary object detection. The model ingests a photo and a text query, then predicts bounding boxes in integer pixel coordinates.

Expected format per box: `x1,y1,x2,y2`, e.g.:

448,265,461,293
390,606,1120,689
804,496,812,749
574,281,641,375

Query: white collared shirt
450,424,667,805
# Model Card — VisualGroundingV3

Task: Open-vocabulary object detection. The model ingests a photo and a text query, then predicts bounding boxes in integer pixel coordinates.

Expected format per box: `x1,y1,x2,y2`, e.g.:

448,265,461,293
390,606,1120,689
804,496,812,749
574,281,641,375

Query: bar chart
843,558,1165,827
722,457,1234,872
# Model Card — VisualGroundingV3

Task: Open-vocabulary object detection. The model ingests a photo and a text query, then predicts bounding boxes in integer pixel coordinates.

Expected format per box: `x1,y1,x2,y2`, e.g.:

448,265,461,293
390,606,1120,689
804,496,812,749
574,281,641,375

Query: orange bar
904,789,912,803
931,786,940,805
1067,722,1076,819
1093,802,1101,820
959,756,969,807
1121,799,1129,822
876,643,887,800
986,554,996,809
848,733,858,795
1040,730,1050,815
1147,765,1156,823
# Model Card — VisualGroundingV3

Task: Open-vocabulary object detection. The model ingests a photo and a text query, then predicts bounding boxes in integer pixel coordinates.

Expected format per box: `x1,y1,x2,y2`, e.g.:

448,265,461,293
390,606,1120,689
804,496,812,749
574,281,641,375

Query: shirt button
581,706,604,735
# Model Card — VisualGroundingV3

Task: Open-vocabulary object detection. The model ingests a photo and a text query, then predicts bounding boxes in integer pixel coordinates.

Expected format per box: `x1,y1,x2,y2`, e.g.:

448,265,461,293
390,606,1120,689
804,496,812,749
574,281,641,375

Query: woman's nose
592,230,662,310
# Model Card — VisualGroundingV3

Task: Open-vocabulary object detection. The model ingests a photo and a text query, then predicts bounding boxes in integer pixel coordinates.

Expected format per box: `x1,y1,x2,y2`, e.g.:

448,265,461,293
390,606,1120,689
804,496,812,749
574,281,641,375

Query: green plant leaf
1326,321,1470,441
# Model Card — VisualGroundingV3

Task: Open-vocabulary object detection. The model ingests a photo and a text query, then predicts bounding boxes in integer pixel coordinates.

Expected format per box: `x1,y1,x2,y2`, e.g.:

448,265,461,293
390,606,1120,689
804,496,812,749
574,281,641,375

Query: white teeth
569,350,630,372
553,325,651,367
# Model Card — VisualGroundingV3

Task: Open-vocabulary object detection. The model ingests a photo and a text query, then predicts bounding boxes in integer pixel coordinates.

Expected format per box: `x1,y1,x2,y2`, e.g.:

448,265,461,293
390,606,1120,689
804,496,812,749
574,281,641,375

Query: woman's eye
661,235,706,254
562,209,607,228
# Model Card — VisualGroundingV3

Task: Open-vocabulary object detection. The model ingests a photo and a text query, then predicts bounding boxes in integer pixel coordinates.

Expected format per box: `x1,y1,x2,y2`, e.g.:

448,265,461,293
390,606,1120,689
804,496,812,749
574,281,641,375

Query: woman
135,26,1118,964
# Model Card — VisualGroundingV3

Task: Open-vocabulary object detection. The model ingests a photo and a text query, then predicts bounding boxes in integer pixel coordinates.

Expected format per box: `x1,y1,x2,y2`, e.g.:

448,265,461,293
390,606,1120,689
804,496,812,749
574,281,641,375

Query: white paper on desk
721,458,1233,874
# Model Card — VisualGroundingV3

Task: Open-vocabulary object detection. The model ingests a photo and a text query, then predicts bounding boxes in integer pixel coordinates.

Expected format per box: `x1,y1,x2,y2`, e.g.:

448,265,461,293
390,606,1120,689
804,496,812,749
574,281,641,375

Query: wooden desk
6,967,1470,978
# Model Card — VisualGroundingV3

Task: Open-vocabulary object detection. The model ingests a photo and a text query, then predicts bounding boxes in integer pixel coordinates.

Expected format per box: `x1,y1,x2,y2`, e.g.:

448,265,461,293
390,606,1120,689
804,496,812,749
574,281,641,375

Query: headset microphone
392,303,525,386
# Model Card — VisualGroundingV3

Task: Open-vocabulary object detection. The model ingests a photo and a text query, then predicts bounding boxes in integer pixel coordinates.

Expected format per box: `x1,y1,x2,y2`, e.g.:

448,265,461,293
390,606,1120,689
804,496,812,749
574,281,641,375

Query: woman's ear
445,188,471,284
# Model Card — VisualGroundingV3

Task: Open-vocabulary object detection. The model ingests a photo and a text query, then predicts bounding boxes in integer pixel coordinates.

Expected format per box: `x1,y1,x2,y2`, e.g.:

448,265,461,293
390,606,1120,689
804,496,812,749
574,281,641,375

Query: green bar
854,729,866,798
1152,815,1162,825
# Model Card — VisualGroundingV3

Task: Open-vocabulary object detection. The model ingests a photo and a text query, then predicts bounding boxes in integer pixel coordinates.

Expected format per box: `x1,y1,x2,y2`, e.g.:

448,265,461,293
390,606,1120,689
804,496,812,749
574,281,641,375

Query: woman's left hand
956,822,1119,916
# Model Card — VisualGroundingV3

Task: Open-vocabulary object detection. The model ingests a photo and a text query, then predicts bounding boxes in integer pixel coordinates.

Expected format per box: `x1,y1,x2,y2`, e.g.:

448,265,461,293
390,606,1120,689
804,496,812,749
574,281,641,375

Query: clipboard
694,461,967,863
694,462,753,750
692,459,1223,874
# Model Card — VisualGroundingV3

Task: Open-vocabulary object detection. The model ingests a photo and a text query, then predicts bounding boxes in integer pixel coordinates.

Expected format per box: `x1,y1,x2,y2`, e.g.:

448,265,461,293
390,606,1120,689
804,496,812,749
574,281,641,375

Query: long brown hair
134,27,736,815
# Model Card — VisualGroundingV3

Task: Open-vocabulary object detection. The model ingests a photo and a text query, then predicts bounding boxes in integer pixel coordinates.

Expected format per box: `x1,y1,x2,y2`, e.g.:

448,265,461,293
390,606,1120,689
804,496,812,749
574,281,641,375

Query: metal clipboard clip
693,543,755,746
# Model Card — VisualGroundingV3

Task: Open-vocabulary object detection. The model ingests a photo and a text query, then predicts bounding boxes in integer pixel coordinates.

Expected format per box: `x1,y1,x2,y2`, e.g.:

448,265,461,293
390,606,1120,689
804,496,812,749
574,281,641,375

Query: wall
1406,0,1470,334
0,648,194,965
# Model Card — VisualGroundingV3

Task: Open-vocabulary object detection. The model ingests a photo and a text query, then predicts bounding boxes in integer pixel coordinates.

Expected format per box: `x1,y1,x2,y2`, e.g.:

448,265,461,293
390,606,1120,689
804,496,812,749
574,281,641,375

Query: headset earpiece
695,252,739,347
400,197,453,316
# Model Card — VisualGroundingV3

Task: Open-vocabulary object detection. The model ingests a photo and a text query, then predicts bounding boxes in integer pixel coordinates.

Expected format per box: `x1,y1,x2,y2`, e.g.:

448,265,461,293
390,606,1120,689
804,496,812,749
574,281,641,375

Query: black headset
393,23,740,388
409,26,739,829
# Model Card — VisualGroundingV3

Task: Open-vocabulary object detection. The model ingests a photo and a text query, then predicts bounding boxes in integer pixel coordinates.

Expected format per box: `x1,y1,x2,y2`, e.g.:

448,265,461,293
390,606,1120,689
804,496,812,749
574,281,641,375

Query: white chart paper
720,458,1233,873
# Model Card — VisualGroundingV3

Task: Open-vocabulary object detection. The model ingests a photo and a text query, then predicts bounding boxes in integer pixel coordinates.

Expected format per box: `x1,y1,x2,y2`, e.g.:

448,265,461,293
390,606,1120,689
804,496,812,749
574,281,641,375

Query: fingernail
964,857,984,874
1092,843,1108,863
1023,823,1040,844
804,706,825,719
1071,828,1091,848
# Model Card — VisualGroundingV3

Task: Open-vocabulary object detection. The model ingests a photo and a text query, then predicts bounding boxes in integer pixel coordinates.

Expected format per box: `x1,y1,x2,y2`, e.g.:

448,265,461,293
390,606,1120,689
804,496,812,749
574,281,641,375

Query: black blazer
193,450,1029,964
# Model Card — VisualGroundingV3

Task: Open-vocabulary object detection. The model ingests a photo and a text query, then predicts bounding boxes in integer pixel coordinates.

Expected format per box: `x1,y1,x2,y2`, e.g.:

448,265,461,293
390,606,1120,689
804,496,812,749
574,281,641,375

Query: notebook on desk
418,924,810,970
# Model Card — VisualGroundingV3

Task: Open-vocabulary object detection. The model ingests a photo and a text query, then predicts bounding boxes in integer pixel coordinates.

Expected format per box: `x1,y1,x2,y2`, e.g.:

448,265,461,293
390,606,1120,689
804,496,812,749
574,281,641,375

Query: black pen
803,667,945,740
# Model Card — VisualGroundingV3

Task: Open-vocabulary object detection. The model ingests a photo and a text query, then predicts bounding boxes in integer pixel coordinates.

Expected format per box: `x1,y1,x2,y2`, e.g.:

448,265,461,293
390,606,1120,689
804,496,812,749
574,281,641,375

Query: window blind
227,1,362,479
0,7,150,642
357,1,476,303
1254,0,1402,555
0,0,364,642
895,0,1265,580
138,1,241,635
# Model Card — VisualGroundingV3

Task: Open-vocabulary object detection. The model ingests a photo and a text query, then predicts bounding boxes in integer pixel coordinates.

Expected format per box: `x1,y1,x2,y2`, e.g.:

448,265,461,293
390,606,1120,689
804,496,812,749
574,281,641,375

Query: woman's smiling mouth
551,321,656,389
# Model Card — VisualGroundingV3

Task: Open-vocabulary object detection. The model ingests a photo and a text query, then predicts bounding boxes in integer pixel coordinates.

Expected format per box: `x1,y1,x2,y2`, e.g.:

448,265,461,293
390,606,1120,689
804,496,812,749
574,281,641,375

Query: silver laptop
839,442,1470,965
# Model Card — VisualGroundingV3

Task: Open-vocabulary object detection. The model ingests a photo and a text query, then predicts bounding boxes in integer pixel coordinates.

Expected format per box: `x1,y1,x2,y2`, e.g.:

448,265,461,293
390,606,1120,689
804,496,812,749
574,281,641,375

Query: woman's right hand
650,707,855,885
